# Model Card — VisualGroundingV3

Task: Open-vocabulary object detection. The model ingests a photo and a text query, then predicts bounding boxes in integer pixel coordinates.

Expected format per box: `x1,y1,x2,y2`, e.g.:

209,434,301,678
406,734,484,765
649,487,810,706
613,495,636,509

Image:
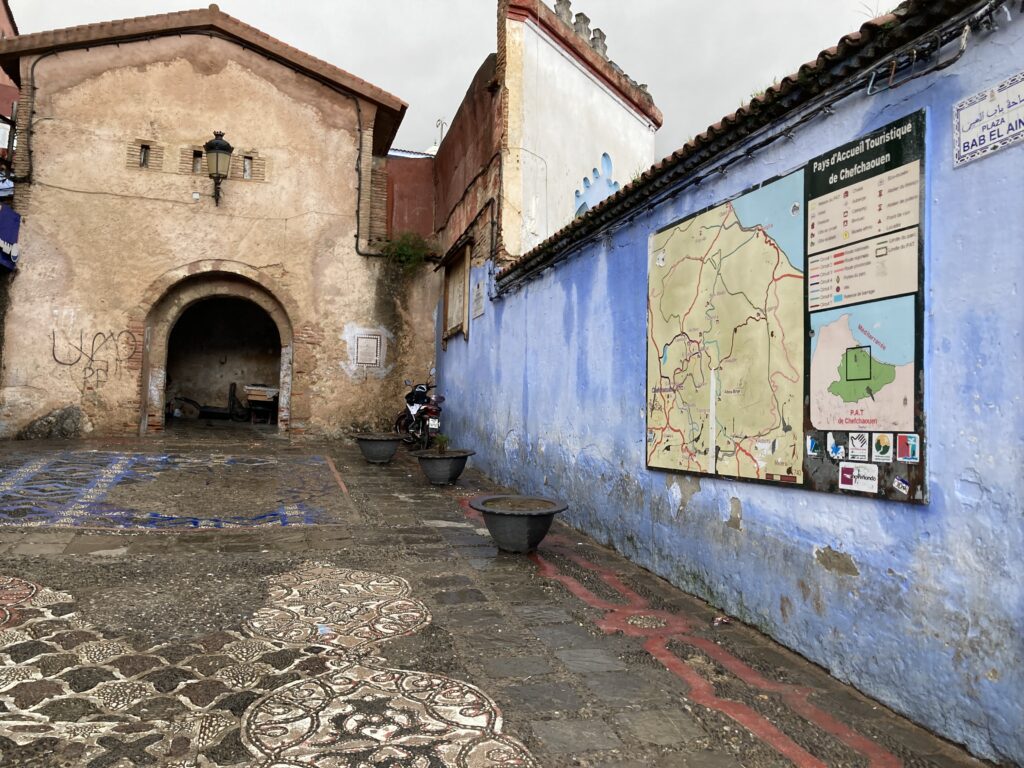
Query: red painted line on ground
530,550,637,614
644,637,828,767
325,456,350,499
531,551,826,767
680,635,900,768
458,496,483,523
522,533,901,768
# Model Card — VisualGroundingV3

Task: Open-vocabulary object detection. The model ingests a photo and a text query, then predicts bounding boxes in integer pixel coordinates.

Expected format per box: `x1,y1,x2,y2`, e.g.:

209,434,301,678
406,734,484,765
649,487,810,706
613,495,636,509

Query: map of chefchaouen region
809,295,915,431
647,172,805,482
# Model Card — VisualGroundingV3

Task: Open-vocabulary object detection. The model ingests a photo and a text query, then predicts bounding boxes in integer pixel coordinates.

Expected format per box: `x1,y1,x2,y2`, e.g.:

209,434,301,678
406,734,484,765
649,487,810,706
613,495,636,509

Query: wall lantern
203,131,234,206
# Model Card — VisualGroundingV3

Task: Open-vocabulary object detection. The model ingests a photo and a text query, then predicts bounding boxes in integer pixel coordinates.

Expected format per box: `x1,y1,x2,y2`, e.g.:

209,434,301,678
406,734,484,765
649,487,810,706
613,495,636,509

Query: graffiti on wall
51,328,138,392
575,153,621,217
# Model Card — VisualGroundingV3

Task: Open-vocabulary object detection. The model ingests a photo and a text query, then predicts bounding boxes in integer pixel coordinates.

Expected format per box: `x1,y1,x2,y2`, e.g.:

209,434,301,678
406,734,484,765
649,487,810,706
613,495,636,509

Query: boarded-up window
229,150,266,181
178,146,206,175
443,245,471,339
126,139,164,171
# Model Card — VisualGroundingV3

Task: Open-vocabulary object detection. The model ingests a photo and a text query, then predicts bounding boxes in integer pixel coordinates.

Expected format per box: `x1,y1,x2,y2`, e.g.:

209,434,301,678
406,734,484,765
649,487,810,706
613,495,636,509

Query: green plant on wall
379,232,437,273
857,1,897,19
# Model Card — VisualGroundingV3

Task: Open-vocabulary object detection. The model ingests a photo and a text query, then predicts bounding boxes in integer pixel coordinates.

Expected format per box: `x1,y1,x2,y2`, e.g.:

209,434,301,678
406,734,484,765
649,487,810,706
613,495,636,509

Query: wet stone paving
0,430,992,767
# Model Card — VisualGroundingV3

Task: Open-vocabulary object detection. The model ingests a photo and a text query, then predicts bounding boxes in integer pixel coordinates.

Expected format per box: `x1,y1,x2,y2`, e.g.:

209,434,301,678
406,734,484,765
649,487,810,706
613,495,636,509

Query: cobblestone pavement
0,429,991,767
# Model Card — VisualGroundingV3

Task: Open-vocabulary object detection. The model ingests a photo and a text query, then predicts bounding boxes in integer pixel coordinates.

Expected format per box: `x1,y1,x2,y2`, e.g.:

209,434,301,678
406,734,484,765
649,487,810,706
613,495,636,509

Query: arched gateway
135,263,296,435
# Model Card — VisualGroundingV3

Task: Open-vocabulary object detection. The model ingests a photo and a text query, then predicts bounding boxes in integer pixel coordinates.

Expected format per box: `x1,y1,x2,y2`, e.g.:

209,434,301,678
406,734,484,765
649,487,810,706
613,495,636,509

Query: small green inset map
829,346,896,403
844,346,872,381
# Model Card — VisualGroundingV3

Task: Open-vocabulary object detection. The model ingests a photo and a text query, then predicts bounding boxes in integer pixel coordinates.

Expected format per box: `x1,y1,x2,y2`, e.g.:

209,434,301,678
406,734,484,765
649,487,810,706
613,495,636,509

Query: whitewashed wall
504,17,657,255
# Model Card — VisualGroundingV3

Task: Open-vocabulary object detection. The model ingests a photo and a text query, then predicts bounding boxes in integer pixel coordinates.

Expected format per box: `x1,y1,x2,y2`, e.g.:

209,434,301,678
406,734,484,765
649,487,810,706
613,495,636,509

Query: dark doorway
166,297,281,420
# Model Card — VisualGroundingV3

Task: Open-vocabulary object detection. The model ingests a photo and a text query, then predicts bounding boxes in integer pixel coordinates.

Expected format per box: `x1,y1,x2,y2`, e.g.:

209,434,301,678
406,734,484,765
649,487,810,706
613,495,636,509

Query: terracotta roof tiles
1,0,17,36
497,0,991,286
0,4,407,153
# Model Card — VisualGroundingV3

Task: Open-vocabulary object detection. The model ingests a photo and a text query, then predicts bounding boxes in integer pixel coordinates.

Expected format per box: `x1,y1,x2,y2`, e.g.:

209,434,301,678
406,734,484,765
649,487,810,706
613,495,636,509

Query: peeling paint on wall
278,344,293,429
814,546,860,576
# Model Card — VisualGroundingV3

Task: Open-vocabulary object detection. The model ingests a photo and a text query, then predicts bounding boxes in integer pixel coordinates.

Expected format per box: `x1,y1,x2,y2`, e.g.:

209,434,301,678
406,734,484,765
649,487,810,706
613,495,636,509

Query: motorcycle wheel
420,428,431,451
395,412,417,445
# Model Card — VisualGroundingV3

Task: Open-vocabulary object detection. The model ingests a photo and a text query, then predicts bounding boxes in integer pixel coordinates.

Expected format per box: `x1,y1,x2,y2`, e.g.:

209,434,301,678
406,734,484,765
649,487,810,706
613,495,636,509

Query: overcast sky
10,1,887,160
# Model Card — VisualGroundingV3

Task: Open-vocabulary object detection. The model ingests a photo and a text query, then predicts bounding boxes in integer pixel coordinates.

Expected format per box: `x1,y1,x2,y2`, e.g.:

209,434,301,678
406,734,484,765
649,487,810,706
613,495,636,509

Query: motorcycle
395,372,444,449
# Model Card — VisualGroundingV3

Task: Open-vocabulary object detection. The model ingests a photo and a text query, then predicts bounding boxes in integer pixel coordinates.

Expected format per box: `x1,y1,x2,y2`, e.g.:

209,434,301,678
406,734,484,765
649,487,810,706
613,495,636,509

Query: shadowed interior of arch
165,297,281,423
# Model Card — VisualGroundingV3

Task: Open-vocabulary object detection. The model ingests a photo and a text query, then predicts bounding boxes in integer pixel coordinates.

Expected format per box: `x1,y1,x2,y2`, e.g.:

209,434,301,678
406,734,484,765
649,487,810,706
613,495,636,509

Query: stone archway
138,272,294,435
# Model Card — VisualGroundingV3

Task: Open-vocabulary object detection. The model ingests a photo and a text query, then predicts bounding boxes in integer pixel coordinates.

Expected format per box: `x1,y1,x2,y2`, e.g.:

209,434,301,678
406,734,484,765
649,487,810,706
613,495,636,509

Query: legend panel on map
808,228,919,311
807,160,920,255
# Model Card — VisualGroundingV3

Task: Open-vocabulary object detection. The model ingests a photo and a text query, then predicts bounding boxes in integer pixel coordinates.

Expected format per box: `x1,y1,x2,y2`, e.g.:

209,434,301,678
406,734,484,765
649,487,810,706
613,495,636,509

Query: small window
443,244,471,340
243,155,253,180
139,144,150,168
192,150,203,174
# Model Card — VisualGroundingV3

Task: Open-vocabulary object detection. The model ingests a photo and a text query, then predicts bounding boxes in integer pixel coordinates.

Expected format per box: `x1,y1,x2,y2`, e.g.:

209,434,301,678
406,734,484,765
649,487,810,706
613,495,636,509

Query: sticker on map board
806,436,821,457
826,432,845,460
848,432,869,461
872,433,893,463
896,433,920,463
892,475,910,495
839,462,879,494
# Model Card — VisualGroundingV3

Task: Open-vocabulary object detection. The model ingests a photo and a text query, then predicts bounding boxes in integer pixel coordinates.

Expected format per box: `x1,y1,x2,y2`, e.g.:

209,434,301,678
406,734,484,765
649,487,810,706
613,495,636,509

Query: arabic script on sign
954,70,1024,167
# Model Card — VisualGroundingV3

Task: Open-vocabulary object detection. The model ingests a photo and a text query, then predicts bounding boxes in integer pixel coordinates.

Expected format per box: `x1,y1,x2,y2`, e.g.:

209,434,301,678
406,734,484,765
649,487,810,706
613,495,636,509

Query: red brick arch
137,266,298,435
133,260,302,324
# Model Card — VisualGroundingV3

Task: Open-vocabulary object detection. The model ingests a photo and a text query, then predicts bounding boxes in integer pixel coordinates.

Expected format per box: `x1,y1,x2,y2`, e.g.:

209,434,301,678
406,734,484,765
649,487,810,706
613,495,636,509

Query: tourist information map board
646,111,926,503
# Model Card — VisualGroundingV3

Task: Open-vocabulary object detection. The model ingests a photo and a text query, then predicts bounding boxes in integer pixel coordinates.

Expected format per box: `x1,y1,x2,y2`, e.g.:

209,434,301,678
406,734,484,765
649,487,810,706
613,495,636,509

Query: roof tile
0,5,405,114
497,0,986,285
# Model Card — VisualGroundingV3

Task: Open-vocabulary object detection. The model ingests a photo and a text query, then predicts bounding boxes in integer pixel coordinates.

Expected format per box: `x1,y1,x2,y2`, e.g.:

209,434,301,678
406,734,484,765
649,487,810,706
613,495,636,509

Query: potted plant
468,494,567,553
411,434,475,485
354,432,405,464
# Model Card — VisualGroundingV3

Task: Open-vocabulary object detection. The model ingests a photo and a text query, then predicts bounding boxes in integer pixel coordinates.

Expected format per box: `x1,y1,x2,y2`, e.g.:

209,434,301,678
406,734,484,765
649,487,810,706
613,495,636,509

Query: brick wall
369,156,388,244
125,140,165,171
228,150,267,182
11,62,31,211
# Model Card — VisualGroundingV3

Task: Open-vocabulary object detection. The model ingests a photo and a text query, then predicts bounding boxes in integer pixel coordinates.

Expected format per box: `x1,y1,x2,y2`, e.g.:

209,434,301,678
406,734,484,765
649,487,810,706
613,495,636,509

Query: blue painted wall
440,18,1023,763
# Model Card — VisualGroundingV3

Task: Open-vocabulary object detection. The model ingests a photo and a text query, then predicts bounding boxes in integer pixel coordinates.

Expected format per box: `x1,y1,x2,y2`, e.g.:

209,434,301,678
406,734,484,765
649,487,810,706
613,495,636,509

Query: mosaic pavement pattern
0,566,536,767
0,452,338,529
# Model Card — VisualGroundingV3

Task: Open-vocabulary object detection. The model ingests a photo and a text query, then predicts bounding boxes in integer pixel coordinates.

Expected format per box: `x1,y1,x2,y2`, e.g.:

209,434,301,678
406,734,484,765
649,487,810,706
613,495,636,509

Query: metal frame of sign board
645,111,927,505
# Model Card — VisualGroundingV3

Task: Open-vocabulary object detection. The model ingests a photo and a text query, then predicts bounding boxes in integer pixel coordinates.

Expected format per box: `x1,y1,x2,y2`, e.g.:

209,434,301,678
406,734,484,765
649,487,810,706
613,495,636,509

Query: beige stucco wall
0,35,439,437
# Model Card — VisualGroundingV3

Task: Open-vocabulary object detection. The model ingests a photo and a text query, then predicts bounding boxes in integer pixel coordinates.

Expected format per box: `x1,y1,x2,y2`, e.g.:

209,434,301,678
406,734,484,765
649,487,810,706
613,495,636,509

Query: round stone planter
468,494,567,553
355,433,404,464
411,449,475,485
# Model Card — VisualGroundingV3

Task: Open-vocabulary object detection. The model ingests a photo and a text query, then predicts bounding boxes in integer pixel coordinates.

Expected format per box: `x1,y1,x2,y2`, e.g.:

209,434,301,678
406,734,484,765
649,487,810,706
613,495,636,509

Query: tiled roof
497,0,993,287
1,0,16,36
0,4,407,153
